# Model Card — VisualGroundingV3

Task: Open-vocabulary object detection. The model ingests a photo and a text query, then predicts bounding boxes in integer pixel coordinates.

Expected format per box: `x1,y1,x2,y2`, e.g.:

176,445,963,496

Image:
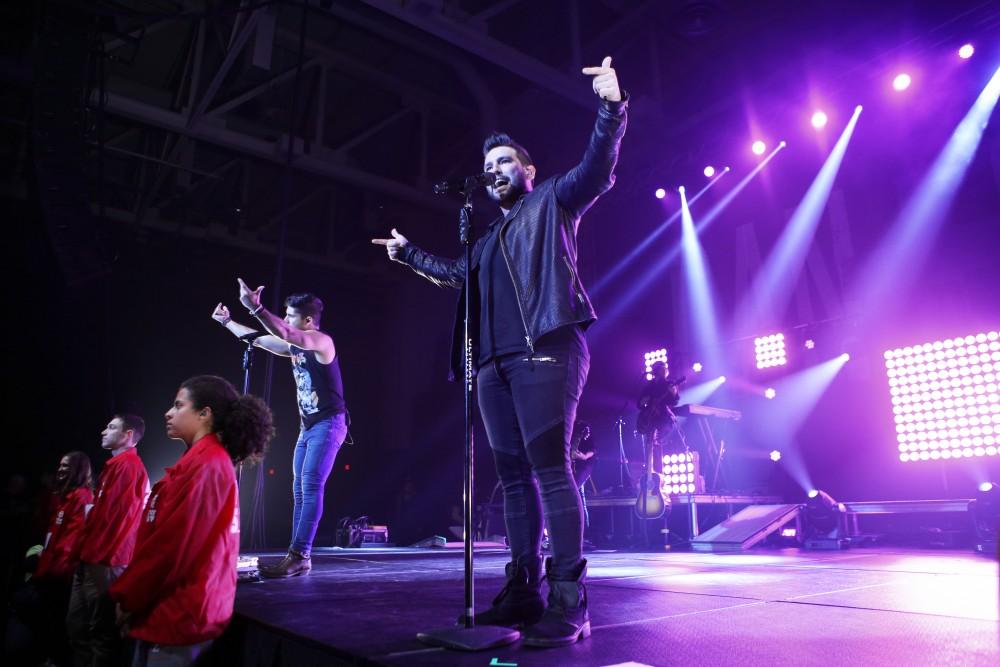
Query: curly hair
180,375,274,465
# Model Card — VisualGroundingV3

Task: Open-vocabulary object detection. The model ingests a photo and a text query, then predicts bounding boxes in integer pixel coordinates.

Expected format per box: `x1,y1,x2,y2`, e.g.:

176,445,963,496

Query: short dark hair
59,451,93,495
482,132,534,167
180,375,274,465
285,293,323,325
114,413,146,443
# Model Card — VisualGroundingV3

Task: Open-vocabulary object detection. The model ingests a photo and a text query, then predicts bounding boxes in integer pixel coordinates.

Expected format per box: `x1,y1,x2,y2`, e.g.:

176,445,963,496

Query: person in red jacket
111,375,273,666
67,414,149,667
6,452,93,666
37,452,95,582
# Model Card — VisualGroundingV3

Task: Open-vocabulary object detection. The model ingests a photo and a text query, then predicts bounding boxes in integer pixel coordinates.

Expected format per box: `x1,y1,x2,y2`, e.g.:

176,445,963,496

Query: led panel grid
885,331,1000,462
643,348,668,381
755,332,787,369
659,451,703,494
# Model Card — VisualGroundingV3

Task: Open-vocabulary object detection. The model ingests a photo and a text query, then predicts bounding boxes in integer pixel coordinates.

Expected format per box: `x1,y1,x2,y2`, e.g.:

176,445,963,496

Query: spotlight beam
592,169,729,299
682,375,727,404
849,66,1000,326
593,145,786,335
680,187,724,370
734,106,862,335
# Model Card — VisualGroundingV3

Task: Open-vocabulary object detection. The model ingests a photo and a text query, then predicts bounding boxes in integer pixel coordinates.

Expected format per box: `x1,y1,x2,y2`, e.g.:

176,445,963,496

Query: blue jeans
476,337,590,580
290,413,347,555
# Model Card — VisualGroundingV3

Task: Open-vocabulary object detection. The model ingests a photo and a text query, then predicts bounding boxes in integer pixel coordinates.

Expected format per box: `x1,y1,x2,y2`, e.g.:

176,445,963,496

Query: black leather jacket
400,97,628,379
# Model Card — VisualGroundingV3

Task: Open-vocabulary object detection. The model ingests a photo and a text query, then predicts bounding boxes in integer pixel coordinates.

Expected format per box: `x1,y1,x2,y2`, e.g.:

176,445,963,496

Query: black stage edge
212,546,999,666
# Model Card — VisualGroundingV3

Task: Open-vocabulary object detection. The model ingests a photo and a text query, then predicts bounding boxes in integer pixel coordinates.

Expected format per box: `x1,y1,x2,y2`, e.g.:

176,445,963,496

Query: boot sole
522,620,591,648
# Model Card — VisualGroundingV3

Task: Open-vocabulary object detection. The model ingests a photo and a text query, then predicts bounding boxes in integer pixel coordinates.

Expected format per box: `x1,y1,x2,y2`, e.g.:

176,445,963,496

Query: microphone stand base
417,625,520,651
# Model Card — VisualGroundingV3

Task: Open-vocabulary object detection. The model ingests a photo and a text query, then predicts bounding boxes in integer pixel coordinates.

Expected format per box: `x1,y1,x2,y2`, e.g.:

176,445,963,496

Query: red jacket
78,448,150,567
35,486,94,582
110,434,239,646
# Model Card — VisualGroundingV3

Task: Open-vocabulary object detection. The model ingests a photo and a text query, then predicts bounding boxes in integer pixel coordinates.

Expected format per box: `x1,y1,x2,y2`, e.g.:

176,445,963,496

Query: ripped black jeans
477,333,589,580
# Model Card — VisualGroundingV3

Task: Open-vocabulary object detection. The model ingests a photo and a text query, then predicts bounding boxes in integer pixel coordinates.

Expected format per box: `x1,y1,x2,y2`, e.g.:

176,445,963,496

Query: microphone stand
417,181,519,651
236,332,262,574
613,412,632,495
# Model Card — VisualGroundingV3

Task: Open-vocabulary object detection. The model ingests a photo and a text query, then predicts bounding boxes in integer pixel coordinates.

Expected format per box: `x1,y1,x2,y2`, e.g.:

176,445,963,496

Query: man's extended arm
555,56,628,219
372,227,466,289
235,279,334,358
211,303,290,357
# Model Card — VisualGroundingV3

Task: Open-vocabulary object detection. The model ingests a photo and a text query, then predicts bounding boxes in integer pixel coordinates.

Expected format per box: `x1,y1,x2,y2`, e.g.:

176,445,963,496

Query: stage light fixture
970,481,998,554
692,362,703,372
811,111,828,129
893,73,912,91
958,44,974,59
678,185,686,194
803,489,848,549
886,331,1000,463
769,450,781,462
755,332,788,369
751,140,766,155
659,451,703,495
804,339,816,349
704,166,716,178
643,348,669,381
765,387,777,399
655,188,666,199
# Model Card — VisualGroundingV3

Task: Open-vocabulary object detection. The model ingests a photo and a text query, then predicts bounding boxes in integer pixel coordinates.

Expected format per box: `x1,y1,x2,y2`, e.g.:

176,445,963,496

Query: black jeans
477,336,589,580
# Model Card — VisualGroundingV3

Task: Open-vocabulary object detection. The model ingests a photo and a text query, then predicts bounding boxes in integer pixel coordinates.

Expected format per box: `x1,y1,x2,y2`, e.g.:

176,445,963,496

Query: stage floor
228,546,998,666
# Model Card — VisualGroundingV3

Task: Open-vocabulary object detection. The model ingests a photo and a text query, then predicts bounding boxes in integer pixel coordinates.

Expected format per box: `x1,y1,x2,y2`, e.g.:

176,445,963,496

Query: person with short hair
213,282,349,577
372,57,627,647
67,415,149,667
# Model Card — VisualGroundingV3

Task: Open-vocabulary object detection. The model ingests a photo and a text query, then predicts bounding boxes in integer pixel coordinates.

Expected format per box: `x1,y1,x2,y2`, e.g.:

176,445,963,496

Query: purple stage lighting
980,482,994,493
893,73,912,91
765,387,777,399
704,166,715,178
886,331,1000,463
692,362,703,372
811,111,828,129
755,332,788,369
654,188,666,199
751,140,766,155
719,375,727,383
958,44,974,59
770,450,782,462
643,348,669,380
807,489,819,499
805,339,816,349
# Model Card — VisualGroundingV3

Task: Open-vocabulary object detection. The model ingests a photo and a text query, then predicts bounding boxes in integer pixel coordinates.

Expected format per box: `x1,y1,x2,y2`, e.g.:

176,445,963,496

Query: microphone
239,332,265,343
433,172,507,195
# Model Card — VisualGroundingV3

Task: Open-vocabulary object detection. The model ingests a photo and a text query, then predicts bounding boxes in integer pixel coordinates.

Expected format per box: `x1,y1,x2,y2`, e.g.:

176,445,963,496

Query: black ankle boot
461,556,544,628
522,558,590,648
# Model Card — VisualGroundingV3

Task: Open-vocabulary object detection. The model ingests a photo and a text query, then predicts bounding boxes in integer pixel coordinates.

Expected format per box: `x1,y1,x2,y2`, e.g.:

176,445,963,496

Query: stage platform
220,546,998,666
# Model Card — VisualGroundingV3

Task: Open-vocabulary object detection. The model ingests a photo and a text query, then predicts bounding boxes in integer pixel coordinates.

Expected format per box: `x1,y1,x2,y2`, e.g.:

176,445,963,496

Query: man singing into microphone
212,284,348,578
372,57,626,647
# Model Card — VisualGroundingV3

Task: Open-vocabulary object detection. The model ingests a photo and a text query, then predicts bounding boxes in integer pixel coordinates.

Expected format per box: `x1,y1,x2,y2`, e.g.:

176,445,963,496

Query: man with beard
372,57,626,647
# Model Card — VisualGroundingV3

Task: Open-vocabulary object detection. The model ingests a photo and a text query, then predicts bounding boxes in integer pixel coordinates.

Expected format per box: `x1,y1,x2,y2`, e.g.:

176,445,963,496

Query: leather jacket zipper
498,200,534,354
562,254,586,304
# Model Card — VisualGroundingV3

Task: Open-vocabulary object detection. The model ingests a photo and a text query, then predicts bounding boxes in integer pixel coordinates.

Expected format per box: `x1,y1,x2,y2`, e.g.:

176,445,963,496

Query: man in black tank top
212,281,348,578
